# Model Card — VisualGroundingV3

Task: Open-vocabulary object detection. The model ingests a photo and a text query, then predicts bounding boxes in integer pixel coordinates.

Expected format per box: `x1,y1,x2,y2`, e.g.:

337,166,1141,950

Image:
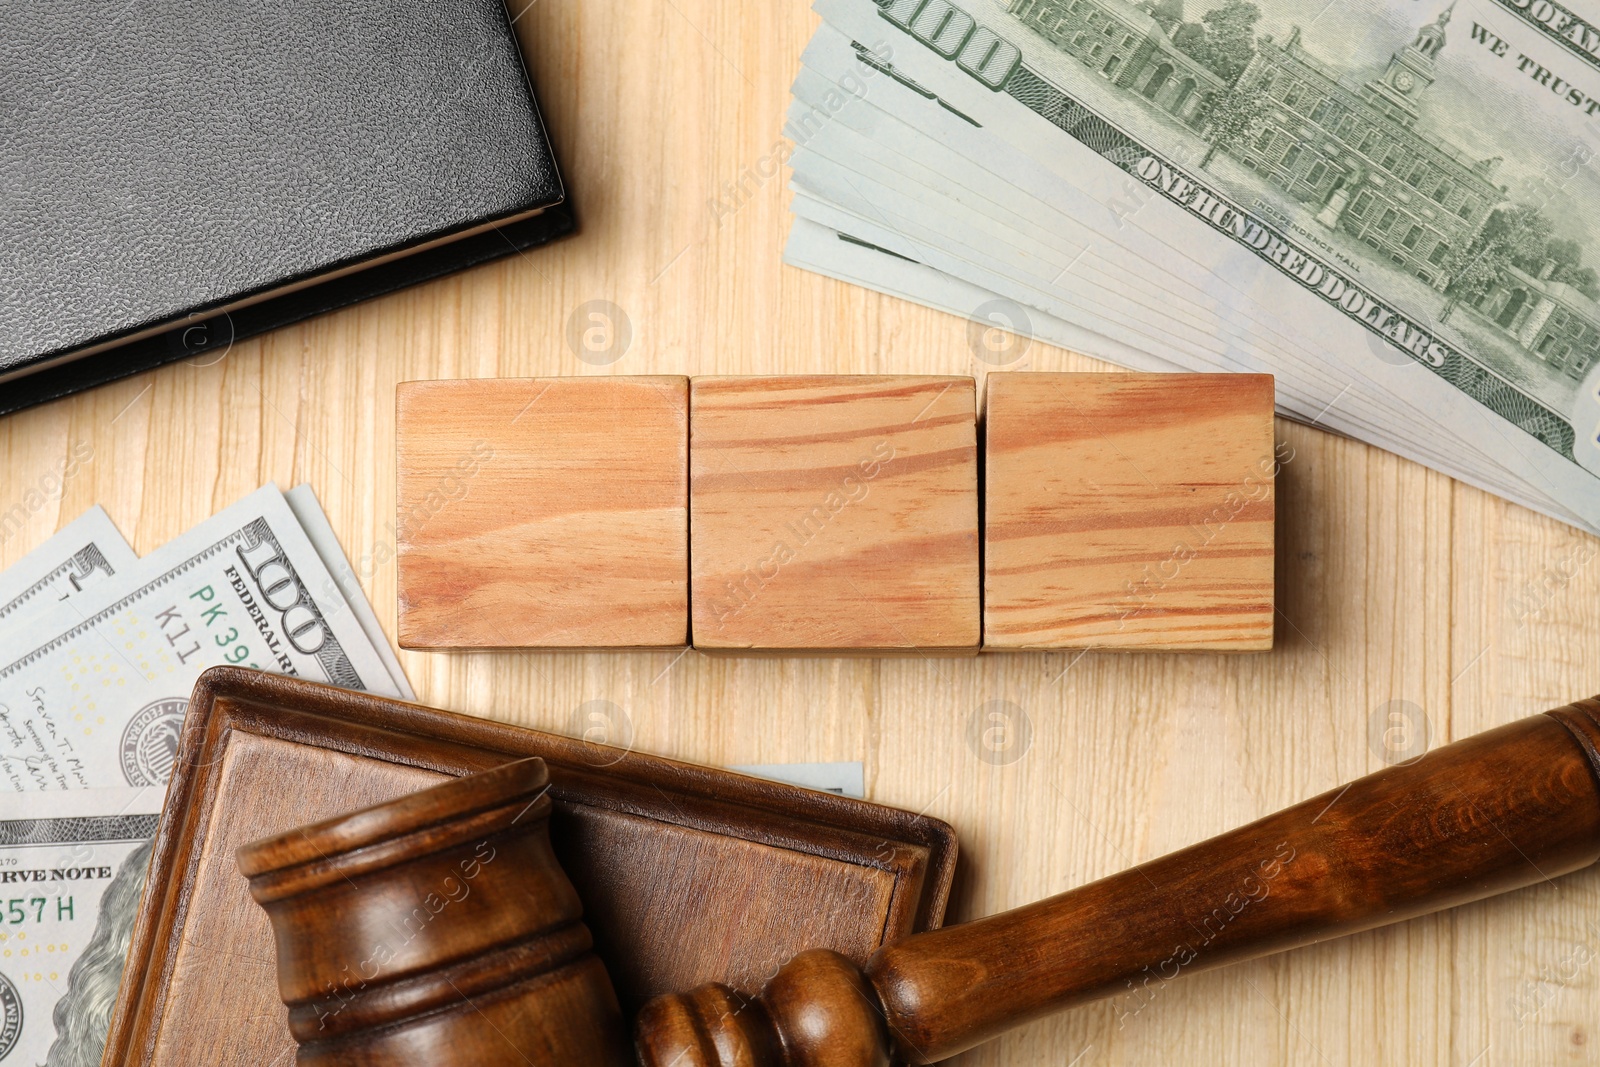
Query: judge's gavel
242,697,1600,1065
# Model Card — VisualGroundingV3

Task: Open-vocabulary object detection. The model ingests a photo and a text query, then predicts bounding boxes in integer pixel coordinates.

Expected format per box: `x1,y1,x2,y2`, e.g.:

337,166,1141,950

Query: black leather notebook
0,0,569,414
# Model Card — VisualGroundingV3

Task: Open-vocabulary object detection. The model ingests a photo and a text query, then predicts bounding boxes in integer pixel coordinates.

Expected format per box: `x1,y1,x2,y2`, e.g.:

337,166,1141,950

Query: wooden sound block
690,375,980,653
396,376,689,650
104,667,954,1067
982,372,1276,652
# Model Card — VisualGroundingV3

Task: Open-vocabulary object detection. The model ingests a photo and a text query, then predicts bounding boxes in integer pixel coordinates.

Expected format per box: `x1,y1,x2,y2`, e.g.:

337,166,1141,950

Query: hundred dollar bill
783,32,1527,502
283,484,414,702
0,485,405,793
0,786,163,1067
783,28,1543,487
0,508,137,626
803,0,1600,530
800,0,1556,464
783,40,1436,430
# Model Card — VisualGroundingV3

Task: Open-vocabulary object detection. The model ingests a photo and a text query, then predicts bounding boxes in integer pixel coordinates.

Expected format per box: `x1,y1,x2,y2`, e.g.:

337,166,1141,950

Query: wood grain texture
102,669,954,1066
564,807,903,1001
983,372,1276,652
150,737,437,1067
635,700,1600,1065
3,0,1598,1060
396,376,689,649
690,375,979,652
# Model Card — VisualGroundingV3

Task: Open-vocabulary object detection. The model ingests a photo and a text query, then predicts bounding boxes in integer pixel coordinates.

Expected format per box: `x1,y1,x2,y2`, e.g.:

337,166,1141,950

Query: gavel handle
868,700,1600,1061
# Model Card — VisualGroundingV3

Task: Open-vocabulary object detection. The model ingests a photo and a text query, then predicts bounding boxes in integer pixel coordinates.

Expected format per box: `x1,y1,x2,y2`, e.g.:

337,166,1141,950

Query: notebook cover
0,0,566,409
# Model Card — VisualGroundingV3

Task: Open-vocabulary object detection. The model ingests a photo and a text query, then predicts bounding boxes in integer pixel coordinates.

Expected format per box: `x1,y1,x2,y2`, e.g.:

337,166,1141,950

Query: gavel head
237,758,632,1067
633,950,893,1067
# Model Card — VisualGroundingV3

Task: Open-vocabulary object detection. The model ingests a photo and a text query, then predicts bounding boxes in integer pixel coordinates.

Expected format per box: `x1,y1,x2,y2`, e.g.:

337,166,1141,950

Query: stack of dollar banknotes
785,0,1600,532
0,485,411,1064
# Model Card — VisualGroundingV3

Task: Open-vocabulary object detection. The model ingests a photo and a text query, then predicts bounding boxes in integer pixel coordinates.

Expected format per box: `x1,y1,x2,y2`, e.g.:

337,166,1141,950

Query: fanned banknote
785,0,1600,530
0,508,137,627
0,786,163,1066
0,486,411,1061
0,485,407,792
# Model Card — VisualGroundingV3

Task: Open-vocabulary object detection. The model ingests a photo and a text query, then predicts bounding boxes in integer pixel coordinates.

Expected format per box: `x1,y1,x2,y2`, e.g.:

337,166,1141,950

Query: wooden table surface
4,1,1598,1063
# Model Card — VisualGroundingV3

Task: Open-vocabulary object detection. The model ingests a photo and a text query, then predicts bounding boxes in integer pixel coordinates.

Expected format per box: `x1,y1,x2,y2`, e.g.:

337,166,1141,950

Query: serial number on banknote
0,897,77,925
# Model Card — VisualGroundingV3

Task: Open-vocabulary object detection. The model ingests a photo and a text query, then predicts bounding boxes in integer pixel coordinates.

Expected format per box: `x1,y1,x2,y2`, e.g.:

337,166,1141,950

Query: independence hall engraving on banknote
1007,0,1600,384
1233,10,1505,288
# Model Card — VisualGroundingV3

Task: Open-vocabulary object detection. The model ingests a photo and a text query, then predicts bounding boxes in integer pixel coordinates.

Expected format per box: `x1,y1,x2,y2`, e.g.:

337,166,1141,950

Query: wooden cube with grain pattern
396,376,689,650
983,372,1276,652
690,375,980,653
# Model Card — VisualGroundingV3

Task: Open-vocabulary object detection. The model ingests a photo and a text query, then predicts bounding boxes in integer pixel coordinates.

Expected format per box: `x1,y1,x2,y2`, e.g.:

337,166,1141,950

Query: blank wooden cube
983,373,1275,652
690,375,980,653
396,376,688,650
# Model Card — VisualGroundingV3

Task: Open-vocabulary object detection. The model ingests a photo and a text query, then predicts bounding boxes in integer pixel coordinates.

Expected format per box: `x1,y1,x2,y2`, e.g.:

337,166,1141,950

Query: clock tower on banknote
1365,2,1453,125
